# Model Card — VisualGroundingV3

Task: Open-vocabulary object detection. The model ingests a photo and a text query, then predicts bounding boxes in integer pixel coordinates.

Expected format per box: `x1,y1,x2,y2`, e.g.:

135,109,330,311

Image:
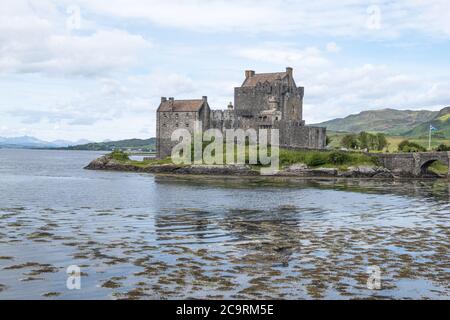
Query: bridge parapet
370,152,450,176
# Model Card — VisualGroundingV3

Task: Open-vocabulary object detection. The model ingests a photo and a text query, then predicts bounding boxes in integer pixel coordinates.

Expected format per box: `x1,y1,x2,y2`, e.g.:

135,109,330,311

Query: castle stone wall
277,124,327,149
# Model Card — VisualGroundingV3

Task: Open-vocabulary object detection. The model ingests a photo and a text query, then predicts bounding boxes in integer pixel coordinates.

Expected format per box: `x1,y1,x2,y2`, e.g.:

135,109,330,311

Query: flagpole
428,124,432,151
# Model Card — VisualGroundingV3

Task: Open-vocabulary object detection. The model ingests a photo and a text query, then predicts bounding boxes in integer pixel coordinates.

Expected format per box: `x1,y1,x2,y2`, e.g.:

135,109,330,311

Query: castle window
175,123,179,127
162,123,167,127
185,123,189,127
175,113,179,118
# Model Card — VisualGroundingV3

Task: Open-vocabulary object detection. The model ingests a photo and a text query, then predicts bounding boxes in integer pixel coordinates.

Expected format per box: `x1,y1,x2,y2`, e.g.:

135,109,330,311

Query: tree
358,132,369,149
376,133,388,151
367,134,378,151
341,134,359,149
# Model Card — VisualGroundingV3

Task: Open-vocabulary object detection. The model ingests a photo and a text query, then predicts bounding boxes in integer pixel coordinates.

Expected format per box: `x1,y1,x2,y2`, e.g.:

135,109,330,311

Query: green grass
279,149,377,168
109,147,378,171
438,113,450,122
110,150,173,167
428,161,449,175
386,136,449,152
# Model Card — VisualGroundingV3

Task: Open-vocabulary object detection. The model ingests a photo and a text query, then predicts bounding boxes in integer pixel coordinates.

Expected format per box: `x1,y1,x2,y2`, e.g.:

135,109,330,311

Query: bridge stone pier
371,152,450,176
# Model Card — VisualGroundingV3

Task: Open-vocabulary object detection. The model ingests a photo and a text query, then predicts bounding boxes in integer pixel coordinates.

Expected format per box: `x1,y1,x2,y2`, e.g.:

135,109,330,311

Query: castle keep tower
156,68,326,159
234,67,304,124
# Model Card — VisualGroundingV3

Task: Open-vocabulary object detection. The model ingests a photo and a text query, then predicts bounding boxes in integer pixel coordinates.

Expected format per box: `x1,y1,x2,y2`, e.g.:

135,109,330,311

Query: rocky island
84,150,449,179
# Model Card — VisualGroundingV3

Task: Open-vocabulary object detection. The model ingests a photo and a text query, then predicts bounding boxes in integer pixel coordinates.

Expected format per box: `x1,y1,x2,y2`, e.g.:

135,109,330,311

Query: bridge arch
420,159,439,175
419,158,449,176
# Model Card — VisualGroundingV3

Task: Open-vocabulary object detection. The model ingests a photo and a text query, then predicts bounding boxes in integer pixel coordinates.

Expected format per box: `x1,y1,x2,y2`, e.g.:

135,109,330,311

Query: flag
430,124,437,131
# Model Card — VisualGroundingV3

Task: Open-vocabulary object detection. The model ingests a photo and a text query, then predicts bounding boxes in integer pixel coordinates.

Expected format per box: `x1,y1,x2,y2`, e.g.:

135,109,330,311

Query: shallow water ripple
0,149,449,299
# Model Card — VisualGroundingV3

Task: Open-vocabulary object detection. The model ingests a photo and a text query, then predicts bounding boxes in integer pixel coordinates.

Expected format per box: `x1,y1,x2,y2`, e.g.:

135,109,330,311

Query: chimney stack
161,97,167,103
245,70,255,79
202,96,208,103
286,67,293,78
227,102,234,110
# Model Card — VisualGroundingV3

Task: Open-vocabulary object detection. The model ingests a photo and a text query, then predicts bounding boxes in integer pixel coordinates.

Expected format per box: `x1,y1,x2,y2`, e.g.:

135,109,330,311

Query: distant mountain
0,136,155,151
50,139,93,148
0,136,55,148
315,107,450,137
403,107,450,138
0,136,92,149
66,138,156,151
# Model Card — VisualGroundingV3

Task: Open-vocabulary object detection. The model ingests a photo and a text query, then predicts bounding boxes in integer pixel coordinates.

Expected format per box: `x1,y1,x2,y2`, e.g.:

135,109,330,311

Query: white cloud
128,72,196,97
7,30,151,76
0,0,152,76
4,70,199,131
236,45,330,68
302,64,450,123
79,0,450,38
409,0,450,37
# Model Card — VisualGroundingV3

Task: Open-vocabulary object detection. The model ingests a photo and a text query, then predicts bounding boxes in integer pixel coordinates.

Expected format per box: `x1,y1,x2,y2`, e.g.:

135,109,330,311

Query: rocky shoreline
84,154,418,179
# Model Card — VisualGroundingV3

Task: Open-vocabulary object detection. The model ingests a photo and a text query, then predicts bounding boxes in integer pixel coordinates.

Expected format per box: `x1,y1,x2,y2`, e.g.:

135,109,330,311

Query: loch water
0,149,449,299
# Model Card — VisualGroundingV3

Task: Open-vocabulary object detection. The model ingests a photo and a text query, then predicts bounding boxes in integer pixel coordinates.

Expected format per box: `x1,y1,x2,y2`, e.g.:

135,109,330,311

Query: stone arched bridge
370,152,450,176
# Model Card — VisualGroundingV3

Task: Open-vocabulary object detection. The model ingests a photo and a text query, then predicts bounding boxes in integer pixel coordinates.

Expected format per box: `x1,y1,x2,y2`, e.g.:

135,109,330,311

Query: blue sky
1,0,450,141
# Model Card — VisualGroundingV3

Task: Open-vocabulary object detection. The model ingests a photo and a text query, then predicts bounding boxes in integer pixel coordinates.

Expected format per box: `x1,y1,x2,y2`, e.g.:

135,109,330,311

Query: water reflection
154,175,450,202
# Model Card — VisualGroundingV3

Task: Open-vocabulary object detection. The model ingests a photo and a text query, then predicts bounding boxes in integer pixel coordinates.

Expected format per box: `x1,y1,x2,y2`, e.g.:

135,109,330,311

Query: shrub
398,140,426,153
305,153,328,167
328,151,350,165
110,150,129,161
436,144,450,151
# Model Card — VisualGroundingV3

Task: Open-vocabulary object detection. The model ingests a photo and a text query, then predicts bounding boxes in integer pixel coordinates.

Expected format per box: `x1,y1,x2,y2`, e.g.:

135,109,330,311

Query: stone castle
156,67,326,158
